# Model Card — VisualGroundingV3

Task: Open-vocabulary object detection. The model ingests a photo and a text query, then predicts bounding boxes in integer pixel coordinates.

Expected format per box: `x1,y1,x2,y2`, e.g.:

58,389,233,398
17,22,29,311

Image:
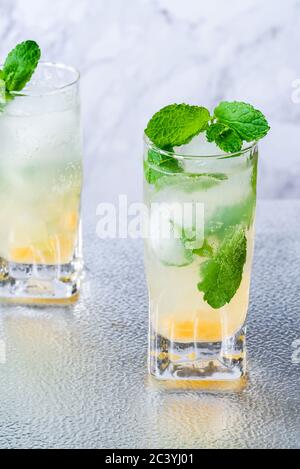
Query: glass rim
144,134,258,160
4,61,80,98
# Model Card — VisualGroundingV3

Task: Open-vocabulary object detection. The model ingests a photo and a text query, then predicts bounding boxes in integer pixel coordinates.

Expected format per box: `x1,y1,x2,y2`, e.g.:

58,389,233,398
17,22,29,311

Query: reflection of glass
144,138,258,381
0,63,83,303
143,378,242,448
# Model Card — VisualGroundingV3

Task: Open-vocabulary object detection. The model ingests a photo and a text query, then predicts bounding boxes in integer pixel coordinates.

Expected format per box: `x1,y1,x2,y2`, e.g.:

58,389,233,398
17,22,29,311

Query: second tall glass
0,63,83,304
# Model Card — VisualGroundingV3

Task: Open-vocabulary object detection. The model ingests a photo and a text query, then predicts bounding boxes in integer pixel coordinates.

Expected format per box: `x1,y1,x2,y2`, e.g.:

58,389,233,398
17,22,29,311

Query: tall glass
0,63,83,304
144,137,258,381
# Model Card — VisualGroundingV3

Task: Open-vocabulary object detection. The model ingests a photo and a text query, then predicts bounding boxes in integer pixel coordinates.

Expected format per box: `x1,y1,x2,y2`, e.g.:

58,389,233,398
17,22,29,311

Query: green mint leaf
206,122,225,143
214,129,243,153
145,104,210,149
214,101,270,142
144,149,183,185
193,239,214,258
2,40,41,92
206,122,243,153
198,225,247,309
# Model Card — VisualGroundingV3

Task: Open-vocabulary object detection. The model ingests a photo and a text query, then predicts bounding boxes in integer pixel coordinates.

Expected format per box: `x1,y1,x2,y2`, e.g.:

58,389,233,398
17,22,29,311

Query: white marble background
0,0,300,213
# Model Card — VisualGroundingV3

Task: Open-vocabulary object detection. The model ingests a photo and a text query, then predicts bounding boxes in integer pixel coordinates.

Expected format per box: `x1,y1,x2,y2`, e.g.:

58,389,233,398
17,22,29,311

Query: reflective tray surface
0,201,299,449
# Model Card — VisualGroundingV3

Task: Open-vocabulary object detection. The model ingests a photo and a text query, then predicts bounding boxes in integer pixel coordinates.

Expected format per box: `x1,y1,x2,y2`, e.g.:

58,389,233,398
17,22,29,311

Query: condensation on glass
0,63,83,303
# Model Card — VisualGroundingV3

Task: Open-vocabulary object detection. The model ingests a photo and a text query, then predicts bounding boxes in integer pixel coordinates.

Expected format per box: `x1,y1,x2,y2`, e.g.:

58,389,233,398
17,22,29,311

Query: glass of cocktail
0,43,83,303
144,102,269,381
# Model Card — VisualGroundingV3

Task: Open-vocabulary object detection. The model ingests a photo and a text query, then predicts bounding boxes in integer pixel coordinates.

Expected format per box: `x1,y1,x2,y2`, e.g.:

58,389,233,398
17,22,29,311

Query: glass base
0,257,82,305
149,326,246,381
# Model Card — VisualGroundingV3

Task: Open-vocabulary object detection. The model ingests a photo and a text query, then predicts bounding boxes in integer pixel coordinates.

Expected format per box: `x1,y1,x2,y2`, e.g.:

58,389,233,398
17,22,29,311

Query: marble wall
0,0,299,212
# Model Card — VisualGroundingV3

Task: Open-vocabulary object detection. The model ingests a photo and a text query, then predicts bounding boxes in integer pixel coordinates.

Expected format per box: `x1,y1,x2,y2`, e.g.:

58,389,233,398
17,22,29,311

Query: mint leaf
145,104,210,149
215,129,242,153
206,122,224,143
207,122,242,153
144,149,183,185
214,101,270,142
2,40,41,92
193,239,214,258
198,225,247,309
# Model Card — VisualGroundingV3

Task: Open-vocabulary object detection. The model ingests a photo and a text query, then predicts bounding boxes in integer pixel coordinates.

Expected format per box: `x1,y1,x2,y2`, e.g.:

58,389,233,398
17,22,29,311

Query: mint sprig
145,104,211,149
144,101,270,154
197,225,247,309
0,40,41,107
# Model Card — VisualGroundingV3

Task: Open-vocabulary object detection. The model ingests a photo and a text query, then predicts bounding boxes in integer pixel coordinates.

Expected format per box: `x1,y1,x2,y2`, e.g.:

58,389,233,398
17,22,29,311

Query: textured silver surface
0,200,299,449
